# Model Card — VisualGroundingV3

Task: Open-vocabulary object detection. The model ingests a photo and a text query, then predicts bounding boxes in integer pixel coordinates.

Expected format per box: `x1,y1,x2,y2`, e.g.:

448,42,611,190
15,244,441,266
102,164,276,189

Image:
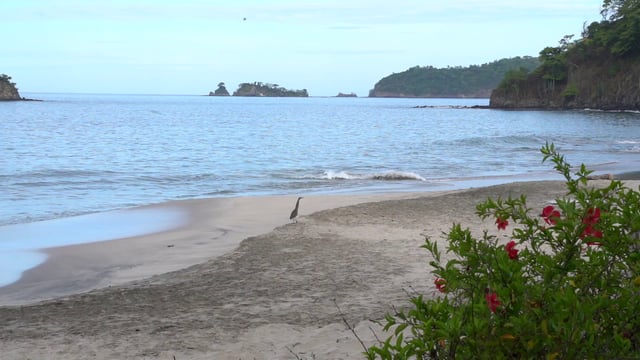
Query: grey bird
290,196,303,223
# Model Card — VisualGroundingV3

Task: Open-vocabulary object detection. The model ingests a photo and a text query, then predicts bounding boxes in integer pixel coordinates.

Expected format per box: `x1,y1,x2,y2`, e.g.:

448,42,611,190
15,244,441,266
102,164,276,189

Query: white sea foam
323,170,425,181
323,170,359,180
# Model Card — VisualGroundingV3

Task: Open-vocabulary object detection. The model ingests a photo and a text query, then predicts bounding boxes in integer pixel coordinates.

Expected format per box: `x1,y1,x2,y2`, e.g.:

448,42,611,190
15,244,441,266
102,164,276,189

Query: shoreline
2,172,638,306
0,179,638,359
0,192,433,306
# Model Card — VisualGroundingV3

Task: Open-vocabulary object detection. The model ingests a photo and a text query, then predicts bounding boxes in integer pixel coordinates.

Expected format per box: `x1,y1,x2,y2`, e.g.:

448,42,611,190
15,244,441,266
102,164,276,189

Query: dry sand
0,180,634,359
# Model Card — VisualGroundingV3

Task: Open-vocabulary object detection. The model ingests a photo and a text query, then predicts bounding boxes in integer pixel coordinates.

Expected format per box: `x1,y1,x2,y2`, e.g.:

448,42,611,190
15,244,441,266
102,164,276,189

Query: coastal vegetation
366,144,640,359
231,82,309,97
491,0,640,109
0,74,22,100
368,57,539,98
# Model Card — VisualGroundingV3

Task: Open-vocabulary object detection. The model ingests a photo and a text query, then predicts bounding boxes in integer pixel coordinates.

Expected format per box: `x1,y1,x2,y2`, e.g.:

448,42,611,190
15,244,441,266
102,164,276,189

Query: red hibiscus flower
495,217,508,230
485,292,501,313
434,278,447,293
583,207,601,225
505,241,519,260
581,224,603,240
541,205,561,225
581,208,603,239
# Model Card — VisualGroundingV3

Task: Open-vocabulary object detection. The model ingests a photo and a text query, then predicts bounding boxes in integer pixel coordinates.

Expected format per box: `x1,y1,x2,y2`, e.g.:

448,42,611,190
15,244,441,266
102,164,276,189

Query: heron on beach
290,197,303,223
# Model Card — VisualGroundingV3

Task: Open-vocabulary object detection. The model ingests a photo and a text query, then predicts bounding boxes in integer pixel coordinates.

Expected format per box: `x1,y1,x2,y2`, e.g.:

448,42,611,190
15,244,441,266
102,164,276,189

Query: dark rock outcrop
209,82,230,96
0,74,21,101
336,92,357,97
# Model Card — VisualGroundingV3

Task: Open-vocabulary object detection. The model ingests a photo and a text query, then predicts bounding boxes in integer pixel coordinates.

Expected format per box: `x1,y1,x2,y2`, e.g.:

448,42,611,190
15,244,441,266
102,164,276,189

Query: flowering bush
366,143,640,359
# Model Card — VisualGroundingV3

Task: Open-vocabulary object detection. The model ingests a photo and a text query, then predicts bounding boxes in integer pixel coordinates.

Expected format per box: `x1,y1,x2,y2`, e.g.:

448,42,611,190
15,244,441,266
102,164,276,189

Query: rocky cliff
490,3,640,110
490,56,640,110
0,74,21,100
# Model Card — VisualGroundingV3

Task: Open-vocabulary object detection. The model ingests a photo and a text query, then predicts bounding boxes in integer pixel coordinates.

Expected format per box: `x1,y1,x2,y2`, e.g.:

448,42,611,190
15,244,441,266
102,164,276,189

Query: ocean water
1,93,640,287
3,93,640,226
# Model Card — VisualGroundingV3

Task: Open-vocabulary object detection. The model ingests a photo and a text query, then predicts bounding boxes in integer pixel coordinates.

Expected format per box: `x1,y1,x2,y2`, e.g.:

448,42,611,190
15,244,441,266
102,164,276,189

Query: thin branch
368,325,383,344
285,345,302,360
332,299,368,352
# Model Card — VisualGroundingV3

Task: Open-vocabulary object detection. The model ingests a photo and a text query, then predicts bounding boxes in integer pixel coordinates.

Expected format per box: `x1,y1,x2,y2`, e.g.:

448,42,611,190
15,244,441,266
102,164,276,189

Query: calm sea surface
2,93,640,227
1,93,640,288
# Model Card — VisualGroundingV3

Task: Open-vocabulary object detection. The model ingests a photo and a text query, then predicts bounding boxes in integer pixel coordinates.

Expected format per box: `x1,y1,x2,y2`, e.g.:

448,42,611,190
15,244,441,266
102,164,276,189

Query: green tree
0,74,17,87
601,0,640,20
496,67,530,97
537,35,575,90
586,0,640,56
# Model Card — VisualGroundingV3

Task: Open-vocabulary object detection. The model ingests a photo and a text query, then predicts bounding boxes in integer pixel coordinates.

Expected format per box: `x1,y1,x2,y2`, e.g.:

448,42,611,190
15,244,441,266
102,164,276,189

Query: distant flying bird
290,197,303,223
243,17,247,21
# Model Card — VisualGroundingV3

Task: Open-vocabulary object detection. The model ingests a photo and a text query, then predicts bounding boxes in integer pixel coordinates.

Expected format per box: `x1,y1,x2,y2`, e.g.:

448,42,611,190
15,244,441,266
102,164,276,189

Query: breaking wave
322,170,426,181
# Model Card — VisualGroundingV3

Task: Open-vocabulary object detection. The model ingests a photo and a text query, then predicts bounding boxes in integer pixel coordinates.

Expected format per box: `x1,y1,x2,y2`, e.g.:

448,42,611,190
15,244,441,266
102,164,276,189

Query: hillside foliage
492,0,640,109
369,57,540,98
0,74,17,87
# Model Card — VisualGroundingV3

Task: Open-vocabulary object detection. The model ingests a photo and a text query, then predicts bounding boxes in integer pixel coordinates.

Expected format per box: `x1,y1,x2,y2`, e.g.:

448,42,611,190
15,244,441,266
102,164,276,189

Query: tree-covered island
209,82,309,97
233,82,308,97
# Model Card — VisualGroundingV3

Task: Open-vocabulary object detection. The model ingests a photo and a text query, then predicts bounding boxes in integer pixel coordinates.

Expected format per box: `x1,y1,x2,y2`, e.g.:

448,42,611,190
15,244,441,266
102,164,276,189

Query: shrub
561,84,578,101
366,143,640,359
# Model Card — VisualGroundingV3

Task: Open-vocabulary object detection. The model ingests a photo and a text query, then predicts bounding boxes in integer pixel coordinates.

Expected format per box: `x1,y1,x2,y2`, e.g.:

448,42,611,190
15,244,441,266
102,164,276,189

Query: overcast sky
3,0,604,96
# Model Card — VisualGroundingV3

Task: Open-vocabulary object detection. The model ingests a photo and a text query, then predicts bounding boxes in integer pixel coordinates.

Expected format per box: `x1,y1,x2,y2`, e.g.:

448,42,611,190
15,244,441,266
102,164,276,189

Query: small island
233,82,308,97
210,81,308,97
336,92,357,97
0,74,22,101
209,82,230,96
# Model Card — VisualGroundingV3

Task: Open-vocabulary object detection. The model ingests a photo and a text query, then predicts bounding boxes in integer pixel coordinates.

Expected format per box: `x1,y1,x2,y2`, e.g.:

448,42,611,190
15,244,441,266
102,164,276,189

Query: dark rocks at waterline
413,105,490,109
0,97,42,102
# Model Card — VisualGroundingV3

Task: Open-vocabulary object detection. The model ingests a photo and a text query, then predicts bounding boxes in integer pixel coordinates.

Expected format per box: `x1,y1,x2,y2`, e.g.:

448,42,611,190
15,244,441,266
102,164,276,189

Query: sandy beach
0,180,636,359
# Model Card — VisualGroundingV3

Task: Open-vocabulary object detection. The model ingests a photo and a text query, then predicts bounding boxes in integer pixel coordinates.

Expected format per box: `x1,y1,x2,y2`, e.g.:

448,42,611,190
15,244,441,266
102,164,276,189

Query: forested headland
368,57,540,98
491,0,640,110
